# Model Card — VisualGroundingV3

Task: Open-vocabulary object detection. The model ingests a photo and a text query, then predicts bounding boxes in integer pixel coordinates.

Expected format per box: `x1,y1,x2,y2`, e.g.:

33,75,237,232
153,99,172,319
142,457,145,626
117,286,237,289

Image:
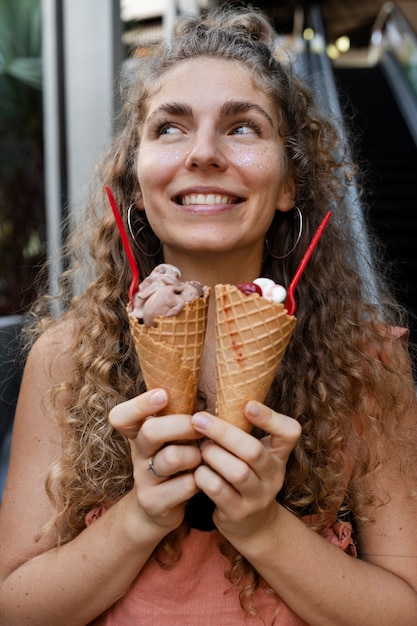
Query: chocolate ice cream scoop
131,264,205,326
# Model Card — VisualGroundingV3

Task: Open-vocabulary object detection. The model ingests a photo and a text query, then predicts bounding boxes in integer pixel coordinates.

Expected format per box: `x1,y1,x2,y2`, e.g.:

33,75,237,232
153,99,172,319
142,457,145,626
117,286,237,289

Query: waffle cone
215,284,296,431
128,290,209,415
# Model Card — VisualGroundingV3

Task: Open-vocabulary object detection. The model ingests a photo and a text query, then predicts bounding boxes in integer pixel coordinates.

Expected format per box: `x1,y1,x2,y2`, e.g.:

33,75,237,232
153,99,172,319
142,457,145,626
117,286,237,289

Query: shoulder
350,323,417,495
356,324,414,411
25,318,78,385
373,325,414,407
353,323,417,490
15,318,81,422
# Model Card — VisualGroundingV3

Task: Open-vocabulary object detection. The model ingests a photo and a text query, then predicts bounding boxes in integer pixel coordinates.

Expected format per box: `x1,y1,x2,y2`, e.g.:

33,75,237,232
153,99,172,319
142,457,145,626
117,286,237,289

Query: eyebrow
147,102,193,123
221,100,275,128
146,100,275,128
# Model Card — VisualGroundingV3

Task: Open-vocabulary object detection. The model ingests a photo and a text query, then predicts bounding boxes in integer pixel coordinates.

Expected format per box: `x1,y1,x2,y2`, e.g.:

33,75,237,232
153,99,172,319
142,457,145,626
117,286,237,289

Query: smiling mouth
176,193,241,206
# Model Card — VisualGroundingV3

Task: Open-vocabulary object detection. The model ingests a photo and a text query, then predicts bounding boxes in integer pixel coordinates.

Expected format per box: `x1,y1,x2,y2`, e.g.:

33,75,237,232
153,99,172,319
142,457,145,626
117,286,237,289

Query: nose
184,130,227,171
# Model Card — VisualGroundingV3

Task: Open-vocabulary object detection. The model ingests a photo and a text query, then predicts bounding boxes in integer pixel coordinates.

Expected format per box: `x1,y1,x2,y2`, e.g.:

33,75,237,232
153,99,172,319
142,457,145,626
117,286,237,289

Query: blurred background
0,0,416,496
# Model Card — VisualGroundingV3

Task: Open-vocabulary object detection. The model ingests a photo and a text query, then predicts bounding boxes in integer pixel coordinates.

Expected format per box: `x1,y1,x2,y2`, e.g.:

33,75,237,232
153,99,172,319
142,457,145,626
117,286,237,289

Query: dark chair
0,315,26,499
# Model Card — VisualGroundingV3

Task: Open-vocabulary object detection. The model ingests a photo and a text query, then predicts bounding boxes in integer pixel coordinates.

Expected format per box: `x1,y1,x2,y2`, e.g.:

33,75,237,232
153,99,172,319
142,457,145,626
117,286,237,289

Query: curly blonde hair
29,5,416,620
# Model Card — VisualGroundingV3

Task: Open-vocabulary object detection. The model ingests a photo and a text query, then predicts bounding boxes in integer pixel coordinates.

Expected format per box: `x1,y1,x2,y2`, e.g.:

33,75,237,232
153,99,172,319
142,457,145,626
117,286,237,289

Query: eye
158,123,182,136
149,119,183,138
230,120,262,136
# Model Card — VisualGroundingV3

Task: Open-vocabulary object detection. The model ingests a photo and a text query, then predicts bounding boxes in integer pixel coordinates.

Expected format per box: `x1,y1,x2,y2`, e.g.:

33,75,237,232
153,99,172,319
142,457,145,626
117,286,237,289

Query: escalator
299,3,417,344
332,2,417,342
333,63,417,335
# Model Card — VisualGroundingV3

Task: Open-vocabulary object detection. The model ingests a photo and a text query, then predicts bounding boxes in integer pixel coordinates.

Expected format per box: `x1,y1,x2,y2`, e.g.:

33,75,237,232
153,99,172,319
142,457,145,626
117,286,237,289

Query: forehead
144,56,276,119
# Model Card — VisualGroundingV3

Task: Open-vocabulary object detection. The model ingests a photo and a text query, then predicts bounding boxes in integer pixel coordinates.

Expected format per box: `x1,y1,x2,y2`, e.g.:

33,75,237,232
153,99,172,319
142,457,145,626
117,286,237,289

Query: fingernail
150,389,168,406
192,412,212,430
246,401,261,418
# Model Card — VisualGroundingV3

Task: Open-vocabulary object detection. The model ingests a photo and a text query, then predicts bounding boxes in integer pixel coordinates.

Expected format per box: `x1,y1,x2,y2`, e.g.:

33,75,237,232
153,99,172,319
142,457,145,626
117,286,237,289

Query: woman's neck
163,246,265,288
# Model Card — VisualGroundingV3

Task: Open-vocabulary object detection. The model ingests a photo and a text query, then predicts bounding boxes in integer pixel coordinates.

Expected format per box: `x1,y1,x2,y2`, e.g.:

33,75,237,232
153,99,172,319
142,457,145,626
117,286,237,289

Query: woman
0,6,416,625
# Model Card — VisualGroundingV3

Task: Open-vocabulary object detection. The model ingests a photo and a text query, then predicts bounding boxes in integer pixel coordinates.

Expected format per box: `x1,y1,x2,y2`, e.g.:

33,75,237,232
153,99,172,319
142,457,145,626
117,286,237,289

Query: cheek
232,146,266,169
156,146,183,171
138,147,183,206
138,145,183,180
232,146,282,178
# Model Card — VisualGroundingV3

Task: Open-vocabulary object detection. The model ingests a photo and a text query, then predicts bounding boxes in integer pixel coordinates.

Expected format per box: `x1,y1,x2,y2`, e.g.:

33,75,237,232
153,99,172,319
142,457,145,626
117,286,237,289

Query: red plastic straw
105,186,140,305
285,211,332,315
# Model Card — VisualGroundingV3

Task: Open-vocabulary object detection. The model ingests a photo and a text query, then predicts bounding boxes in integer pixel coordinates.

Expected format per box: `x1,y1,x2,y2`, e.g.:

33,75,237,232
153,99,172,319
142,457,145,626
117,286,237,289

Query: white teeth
180,194,236,206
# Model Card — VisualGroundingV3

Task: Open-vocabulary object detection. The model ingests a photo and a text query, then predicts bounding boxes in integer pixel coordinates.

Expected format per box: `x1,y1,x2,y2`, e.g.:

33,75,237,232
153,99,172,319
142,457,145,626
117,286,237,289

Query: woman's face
136,57,294,265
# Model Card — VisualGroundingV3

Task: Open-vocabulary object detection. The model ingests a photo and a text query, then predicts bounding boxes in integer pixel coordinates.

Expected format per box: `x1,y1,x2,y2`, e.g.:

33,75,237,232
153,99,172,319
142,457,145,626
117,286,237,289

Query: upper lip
172,186,245,205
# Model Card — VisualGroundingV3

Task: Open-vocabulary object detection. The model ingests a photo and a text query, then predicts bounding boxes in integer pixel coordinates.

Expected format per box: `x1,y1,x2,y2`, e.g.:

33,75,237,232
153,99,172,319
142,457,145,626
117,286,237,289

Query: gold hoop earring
266,206,303,260
127,204,162,257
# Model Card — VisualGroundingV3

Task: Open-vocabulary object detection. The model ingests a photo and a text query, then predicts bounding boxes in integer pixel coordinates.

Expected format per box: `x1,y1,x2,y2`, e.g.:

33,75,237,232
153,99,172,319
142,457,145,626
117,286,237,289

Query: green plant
0,0,45,315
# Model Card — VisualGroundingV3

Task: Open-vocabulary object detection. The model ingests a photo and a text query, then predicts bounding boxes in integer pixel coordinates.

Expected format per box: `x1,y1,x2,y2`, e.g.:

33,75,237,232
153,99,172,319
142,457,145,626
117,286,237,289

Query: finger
245,401,302,457
191,407,301,479
109,388,168,438
140,473,199,519
200,441,252,489
192,412,269,477
137,414,202,458
194,463,241,514
147,456,168,479
147,444,202,480
191,412,247,449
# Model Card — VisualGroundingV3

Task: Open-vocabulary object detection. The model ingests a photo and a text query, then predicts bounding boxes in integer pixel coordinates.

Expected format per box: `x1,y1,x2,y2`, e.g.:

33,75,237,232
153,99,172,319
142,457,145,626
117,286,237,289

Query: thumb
245,400,302,456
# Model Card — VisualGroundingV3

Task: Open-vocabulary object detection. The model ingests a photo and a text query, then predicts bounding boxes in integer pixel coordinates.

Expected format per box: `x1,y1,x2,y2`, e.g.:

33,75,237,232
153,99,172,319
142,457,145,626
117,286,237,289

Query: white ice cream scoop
253,278,287,304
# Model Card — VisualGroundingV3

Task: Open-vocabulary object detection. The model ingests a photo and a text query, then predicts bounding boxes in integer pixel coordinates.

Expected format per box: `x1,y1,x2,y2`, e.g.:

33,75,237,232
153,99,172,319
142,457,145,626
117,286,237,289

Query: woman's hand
191,401,301,543
109,389,202,536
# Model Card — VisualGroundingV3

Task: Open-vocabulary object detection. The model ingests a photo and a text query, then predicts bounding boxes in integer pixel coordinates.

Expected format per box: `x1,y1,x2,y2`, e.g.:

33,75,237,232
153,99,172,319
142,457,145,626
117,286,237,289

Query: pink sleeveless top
87,513,355,625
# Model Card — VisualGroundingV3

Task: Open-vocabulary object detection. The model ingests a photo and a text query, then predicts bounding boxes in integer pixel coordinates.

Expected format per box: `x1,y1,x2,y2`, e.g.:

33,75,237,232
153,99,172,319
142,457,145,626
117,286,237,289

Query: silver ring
147,456,166,478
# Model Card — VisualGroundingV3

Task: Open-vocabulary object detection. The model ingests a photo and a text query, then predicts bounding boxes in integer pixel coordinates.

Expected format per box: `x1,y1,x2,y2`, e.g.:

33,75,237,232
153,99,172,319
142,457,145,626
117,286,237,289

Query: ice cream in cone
215,283,296,431
127,264,209,415
127,264,293,423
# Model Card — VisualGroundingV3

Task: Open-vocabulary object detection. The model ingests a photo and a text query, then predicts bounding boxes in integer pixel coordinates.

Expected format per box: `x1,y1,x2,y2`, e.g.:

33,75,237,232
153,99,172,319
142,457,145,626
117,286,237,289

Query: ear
276,176,296,213
135,190,145,211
